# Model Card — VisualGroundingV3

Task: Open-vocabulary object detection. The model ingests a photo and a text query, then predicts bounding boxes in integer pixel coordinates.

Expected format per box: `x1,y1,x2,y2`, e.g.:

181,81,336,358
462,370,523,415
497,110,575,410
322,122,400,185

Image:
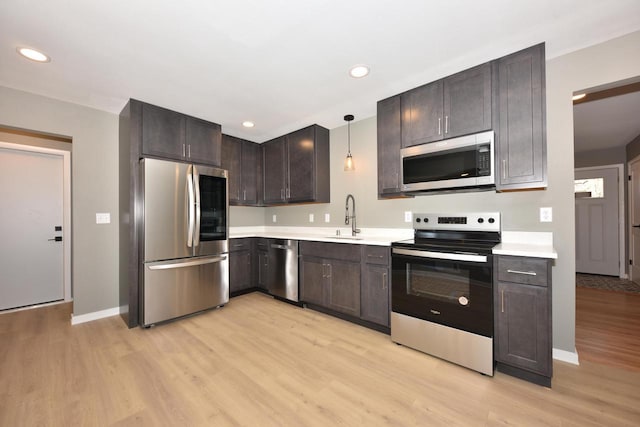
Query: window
574,178,604,198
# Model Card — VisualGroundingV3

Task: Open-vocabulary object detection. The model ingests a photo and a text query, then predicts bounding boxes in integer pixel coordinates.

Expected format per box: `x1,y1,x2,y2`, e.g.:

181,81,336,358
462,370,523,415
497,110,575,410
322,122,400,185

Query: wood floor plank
1,292,640,426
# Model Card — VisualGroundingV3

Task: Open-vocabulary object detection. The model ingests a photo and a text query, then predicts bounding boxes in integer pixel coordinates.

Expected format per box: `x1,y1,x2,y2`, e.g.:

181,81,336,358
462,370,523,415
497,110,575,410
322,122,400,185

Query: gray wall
0,86,119,316
626,133,640,160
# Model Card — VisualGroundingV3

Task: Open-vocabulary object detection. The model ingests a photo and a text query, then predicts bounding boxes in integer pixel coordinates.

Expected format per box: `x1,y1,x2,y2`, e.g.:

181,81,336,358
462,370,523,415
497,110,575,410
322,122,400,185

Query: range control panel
413,213,500,232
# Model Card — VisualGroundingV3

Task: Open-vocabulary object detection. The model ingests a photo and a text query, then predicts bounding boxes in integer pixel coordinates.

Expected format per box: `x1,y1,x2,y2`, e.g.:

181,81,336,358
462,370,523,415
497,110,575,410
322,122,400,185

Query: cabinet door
326,259,361,317
377,96,403,195
262,138,286,204
443,63,492,138
496,281,551,376
300,256,325,306
221,134,242,204
241,140,259,205
257,250,268,289
229,250,252,293
286,126,316,202
361,264,390,326
496,43,546,190
141,103,185,160
185,116,222,166
401,80,443,147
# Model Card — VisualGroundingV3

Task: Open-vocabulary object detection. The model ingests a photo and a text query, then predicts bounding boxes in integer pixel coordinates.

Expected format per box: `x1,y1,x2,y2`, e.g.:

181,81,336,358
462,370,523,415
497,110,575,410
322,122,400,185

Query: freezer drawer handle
148,256,227,270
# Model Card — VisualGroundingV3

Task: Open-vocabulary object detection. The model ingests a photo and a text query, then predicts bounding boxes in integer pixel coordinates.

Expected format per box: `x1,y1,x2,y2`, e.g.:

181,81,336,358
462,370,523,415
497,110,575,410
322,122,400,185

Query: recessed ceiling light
17,47,51,63
572,93,586,101
349,64,370,78
242,121,255,128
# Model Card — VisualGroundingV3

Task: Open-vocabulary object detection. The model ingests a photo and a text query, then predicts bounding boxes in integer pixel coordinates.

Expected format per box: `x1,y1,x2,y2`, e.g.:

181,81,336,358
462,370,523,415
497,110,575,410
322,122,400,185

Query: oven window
408,264,470,304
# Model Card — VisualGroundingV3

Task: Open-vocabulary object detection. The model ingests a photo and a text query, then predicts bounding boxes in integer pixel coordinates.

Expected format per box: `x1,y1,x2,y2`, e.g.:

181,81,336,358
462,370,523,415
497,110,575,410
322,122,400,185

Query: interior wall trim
553,347,580,365
71,306,119,325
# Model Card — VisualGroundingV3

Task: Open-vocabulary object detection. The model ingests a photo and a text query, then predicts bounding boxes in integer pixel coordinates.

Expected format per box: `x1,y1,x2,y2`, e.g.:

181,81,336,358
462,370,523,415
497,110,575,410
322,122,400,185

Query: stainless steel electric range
391,212,500,376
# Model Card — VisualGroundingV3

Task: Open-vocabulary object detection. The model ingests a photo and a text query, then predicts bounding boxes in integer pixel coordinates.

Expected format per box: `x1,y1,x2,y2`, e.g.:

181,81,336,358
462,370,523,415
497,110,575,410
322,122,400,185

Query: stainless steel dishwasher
267,239,299,302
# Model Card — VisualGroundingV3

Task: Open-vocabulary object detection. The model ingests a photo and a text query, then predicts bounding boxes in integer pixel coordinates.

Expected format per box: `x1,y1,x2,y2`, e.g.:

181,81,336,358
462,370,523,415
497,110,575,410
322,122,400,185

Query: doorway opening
573,77,640,372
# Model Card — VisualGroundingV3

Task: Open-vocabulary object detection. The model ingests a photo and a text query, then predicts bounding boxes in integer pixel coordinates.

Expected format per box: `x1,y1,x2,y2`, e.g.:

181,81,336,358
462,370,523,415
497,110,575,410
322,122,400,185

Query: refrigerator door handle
187,165,195,248
193,165,201,247
148,255,227,270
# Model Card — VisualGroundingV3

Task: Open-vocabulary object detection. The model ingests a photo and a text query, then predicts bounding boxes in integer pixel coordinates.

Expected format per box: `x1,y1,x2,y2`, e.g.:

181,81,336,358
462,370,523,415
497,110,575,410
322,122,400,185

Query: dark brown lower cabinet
361,246,391,327
300,242,361,318
229,239,253,294
494,255,552,386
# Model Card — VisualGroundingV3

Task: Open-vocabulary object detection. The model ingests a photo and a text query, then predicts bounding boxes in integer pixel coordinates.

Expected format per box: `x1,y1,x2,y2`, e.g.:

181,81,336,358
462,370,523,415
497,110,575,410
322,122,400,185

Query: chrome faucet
345,194,360,236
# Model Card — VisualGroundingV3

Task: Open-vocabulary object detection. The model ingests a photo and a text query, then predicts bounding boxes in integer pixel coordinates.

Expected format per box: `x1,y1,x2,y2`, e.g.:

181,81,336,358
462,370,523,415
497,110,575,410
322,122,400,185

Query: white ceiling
2,0,640,142
574,91,640,153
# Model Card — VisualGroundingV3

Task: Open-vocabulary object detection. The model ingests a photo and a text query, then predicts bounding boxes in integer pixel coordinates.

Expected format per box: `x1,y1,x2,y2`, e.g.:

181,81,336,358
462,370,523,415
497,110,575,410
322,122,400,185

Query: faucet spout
345,194,359,236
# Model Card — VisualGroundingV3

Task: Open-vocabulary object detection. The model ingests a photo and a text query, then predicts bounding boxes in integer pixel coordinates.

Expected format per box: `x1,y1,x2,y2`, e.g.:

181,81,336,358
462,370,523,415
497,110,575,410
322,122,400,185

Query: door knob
48,236,63,242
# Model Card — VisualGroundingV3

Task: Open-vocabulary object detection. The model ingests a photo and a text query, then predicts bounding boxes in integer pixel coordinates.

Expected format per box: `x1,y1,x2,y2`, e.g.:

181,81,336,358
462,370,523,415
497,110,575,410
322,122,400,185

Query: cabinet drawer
363,246,389,265
497,256,548,287
300,241,361,262
229,238,251,252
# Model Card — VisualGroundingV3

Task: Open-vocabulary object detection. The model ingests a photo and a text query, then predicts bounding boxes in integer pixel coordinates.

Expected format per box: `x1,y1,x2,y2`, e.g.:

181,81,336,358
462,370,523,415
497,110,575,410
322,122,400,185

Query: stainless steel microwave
400,130,494,192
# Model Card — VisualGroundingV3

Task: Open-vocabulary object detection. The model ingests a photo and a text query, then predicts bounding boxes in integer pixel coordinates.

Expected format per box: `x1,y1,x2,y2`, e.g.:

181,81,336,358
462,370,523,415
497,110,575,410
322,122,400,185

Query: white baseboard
553,348,580,365
71,306,120,325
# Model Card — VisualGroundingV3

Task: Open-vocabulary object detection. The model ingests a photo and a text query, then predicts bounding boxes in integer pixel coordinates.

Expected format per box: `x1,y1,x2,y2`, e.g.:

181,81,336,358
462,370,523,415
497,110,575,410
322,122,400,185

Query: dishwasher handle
270,244,290,250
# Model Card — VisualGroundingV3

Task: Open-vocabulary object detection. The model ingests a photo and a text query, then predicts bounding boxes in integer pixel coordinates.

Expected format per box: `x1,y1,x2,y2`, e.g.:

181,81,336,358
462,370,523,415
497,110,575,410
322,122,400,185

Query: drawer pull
368,254,384,259
506,269,537,276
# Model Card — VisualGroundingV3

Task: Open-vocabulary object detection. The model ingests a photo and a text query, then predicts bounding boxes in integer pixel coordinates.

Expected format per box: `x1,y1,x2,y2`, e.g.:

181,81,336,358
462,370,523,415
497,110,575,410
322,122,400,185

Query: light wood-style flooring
576,286,640,371
2,292,640,426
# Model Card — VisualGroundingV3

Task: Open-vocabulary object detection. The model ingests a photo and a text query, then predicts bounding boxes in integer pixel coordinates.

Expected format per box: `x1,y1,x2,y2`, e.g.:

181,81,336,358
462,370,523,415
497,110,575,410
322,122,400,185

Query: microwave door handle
186,165,195,248
193,165,201,247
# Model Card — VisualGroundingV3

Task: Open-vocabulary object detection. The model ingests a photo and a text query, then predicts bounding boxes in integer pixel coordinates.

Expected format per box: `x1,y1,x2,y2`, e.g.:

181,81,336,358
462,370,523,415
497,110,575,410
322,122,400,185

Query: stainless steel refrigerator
141,158,229,326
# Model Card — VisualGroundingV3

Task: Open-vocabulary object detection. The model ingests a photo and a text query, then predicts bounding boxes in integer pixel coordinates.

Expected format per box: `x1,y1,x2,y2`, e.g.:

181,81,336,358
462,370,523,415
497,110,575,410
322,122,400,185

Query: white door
575,167,620,276
0,147,64,310
630,159,640,282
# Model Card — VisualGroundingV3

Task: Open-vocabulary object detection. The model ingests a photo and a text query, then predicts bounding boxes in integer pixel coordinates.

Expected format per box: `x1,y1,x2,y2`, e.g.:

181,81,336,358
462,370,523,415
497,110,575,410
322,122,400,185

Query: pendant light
344,114,355,171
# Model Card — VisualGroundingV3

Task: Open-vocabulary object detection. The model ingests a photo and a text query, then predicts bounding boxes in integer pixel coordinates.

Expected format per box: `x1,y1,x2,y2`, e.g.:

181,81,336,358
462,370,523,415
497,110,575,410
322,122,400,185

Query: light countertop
492,231,557,259
229,226,413,246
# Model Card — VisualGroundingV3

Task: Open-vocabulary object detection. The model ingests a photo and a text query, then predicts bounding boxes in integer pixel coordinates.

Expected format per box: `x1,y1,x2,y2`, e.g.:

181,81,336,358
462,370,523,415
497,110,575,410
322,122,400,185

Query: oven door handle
392,248,487,263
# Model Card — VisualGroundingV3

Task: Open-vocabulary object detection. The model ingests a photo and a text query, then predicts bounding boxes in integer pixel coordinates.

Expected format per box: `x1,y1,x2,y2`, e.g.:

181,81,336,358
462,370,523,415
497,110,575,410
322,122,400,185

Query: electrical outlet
540,207,552,222
96,213,110,224
272,214,277,223
309,213,314,223
404,211,412,223
324,213,330,223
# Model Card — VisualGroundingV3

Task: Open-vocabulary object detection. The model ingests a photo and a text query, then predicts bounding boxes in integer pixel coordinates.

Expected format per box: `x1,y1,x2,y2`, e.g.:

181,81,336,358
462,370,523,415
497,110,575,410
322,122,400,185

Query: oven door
391,247,493,337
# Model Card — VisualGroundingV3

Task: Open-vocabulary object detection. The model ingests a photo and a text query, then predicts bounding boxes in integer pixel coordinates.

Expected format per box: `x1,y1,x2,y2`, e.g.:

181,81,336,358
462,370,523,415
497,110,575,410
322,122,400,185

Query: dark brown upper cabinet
141,102,221,167
401,63,492,147
495,43,546,191
222,134,260,206
262,124,329,205
377,95,404,196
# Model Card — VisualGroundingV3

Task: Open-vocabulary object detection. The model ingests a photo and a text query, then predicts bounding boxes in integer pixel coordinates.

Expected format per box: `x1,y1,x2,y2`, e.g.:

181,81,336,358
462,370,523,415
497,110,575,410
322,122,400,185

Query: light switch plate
540,207,552,222
309,213,314,223
272,214,277,223
404,211,412,223
324,213,330,223
96,213,110,224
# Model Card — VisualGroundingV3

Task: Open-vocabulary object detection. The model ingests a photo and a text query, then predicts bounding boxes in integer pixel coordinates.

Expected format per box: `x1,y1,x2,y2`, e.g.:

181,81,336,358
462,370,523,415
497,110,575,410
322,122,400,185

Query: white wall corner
553,347,580,365
71,307,120,325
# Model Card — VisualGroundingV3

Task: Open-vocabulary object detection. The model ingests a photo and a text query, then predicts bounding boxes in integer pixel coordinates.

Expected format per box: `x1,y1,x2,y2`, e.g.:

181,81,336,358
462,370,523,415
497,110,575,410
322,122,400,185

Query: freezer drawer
143,255,229,326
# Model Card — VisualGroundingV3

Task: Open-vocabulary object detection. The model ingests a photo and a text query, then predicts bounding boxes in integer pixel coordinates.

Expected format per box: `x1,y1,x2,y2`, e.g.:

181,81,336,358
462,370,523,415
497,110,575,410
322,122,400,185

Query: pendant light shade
344,114,355,171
